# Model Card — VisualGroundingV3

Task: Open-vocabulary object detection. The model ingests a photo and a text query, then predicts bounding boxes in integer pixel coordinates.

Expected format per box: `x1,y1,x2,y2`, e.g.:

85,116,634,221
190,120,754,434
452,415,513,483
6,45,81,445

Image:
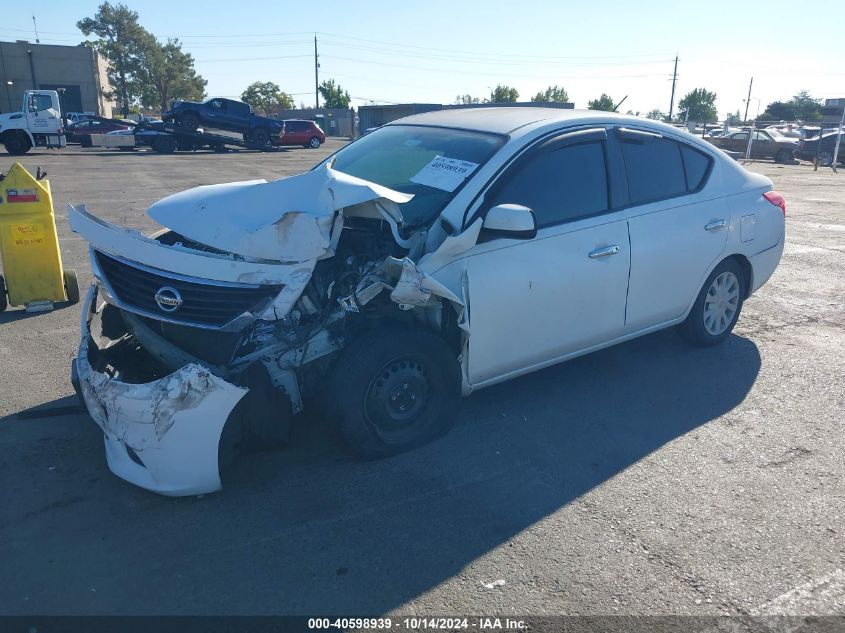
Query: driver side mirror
482,204,537,240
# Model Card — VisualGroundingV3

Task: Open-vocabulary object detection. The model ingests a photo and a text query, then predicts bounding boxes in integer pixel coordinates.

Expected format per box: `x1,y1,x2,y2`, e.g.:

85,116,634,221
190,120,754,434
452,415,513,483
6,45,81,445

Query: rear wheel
677,259,745,347
178,112,200,131
325,328,461,459
0,275,7,312
63,269,80,305
152,135,177,154
818,151,834,167
308,136,321,149
79,136,93,148
4,132,32,155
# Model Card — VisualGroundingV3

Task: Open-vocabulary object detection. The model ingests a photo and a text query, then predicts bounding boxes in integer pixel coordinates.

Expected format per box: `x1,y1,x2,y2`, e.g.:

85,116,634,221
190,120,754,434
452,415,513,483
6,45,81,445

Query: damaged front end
69,165,470,496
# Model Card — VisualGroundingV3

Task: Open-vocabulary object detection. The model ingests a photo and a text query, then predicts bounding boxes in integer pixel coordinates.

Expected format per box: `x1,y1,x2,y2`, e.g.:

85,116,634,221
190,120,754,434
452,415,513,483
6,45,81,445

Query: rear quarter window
679,144,712,191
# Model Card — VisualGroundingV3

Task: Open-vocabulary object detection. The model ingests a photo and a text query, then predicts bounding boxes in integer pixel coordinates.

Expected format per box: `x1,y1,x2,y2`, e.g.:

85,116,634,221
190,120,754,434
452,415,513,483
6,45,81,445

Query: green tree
646,109,665,120
789,91,822,121
761,100,795,121
455,94,480,105
531,85,569,103
318,79,350,109
587,94,616,111
140,39,206,113
79,2,207,116
241,81,293,116
677,88,718,122
77,2,149,116
486,85,519,103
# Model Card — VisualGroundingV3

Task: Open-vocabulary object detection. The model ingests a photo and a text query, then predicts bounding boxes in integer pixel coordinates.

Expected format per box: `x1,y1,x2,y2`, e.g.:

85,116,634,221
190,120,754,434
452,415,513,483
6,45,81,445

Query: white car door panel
625,197,729,329
466,219,630,384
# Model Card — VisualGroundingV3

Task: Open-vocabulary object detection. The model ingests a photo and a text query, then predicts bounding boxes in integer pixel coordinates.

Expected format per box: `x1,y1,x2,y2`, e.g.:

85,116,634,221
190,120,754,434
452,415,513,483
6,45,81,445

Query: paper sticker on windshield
410,156,479,192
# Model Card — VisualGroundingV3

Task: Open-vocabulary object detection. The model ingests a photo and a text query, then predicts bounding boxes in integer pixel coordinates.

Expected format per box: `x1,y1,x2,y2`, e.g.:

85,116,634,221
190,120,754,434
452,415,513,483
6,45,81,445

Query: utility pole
743,77,753,123
314,35,319,109
668,55,678,120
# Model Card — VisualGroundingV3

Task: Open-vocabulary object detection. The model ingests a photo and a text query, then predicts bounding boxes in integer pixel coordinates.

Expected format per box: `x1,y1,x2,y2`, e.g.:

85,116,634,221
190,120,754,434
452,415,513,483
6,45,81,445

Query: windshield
329,125,506,228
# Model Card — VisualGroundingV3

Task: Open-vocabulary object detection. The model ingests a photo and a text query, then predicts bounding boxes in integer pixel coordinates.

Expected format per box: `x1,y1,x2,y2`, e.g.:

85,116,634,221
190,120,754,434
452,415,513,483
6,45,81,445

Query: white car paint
70,108,785,496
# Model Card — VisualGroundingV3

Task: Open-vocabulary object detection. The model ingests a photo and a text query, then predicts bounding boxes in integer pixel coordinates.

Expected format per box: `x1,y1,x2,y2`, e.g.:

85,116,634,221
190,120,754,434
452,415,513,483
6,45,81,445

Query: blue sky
3,0,843,116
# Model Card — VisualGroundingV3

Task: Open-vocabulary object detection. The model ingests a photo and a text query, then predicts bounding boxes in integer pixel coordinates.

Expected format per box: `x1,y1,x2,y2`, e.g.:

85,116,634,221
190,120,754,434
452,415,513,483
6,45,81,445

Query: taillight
763,191,786,216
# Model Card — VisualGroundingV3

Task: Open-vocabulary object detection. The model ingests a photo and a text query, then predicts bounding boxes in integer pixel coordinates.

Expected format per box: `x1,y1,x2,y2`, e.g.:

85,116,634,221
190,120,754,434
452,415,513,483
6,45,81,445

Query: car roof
390,107,632,135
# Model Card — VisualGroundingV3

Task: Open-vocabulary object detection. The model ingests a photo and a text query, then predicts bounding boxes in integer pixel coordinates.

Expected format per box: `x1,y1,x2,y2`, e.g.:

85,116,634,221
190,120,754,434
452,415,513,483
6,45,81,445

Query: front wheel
677,259,745,347
4,132,32,155
324,328,461,459
250,127,270,146
63,269,80,305
775,149,793,164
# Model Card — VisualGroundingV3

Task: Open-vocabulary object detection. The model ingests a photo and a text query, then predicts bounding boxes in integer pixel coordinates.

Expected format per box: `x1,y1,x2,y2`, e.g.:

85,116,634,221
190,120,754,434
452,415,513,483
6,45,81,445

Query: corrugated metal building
0,40,114,116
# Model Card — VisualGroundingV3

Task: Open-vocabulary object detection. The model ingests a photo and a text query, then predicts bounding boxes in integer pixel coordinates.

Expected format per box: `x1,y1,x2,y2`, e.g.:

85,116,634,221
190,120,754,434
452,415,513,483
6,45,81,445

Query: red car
275,119,325,149
66,117,132,146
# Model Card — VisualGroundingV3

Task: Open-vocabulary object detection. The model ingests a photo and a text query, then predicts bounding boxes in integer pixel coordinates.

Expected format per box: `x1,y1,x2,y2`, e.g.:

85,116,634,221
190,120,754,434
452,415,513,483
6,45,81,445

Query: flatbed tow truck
91,121,286,154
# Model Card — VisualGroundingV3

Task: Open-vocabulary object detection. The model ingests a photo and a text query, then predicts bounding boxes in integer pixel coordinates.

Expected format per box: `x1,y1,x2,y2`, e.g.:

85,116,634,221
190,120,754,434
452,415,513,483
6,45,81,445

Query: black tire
325,327,461,460
152,136,177,154
178,112,200,131
79,136,93,148
63,269,80,305
0,275,7,312
308,136,321,149
775,149,792,164
677,259,745,347
818,151,833,167
118,146,135,152
250,127,270,146
4,132,32,155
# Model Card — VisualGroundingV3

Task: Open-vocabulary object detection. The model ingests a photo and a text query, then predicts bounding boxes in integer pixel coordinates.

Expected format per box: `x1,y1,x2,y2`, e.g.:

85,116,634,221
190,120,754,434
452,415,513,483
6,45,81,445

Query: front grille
95,250,280,327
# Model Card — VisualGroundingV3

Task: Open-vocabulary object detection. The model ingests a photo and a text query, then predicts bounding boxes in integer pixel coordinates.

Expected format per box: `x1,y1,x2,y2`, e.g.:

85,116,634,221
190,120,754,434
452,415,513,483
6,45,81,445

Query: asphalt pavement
0,144,842,617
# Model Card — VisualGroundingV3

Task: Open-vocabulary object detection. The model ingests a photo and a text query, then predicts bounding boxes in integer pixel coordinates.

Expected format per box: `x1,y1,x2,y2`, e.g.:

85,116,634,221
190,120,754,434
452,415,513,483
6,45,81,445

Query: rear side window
620,137,686,204
490,141,609,227
680,145,711,191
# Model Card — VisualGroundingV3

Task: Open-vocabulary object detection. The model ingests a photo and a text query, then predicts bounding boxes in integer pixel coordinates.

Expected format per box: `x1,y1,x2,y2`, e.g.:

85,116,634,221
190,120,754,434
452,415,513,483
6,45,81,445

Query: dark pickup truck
162,98,284,146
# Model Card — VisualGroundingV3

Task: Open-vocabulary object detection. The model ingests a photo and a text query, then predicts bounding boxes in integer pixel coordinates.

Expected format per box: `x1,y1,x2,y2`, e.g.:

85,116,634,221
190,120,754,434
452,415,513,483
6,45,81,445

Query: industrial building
0,40,114,116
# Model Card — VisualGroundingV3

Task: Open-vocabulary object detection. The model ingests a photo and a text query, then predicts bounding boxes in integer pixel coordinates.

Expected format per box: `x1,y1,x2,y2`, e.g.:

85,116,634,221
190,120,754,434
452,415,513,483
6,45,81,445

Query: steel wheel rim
364,355,430,444
703,271,740,336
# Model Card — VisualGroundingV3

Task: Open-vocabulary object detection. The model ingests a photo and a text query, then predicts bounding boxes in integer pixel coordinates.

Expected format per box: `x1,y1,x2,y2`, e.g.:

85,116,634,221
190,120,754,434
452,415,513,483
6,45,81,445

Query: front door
463,129,631,385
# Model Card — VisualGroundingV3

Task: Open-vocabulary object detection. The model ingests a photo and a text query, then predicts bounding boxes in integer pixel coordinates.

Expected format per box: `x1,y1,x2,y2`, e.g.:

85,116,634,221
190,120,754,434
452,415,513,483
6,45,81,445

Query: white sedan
70,108,785,496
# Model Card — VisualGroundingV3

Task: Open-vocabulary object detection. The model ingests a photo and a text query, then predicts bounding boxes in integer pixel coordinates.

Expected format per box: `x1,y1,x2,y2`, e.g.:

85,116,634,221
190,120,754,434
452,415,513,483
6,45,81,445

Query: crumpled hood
147,165,413,262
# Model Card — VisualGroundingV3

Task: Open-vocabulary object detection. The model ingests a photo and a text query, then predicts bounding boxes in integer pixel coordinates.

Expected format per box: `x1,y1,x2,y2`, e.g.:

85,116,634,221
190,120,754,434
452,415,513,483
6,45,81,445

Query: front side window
29,94,53,112
329,125,505,228
620,136,687,204
489,141,609,227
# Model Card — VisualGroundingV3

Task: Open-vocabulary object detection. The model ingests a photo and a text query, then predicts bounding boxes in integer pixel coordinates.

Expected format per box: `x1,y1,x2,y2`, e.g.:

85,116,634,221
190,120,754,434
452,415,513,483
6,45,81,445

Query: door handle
588,245,620,259
705,219,727,231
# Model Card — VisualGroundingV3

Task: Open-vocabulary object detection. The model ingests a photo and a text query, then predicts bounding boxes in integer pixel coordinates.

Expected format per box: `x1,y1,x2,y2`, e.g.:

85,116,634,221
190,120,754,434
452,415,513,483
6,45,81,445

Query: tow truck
0,90,66,155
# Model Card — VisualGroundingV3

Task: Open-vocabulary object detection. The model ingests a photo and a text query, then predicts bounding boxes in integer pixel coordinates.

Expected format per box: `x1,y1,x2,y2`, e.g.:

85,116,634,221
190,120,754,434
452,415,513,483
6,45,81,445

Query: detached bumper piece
75,287,248,496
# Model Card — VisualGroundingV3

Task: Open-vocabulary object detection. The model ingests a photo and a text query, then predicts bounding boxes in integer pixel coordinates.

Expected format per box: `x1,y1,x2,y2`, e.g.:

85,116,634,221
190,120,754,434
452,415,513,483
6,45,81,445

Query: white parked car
69,108,786,496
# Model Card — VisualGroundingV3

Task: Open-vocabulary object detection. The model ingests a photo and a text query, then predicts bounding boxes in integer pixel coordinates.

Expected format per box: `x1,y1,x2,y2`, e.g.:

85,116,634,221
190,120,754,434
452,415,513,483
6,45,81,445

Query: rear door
619,129,728,329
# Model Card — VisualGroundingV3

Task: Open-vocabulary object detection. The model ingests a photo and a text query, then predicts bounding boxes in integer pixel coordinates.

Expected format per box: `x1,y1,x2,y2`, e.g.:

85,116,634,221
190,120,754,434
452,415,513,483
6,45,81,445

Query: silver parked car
70,108,786,496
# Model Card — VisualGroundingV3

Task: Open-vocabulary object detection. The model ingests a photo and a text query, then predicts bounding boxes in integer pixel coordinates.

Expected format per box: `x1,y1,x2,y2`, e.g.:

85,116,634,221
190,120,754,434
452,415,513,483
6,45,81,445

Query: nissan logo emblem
154,286,183,313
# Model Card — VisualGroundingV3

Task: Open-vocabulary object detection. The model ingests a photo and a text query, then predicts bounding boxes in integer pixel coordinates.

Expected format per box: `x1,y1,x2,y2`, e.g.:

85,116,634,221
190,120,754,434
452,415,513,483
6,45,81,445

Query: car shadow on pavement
0,301,78,324
0,328,760,615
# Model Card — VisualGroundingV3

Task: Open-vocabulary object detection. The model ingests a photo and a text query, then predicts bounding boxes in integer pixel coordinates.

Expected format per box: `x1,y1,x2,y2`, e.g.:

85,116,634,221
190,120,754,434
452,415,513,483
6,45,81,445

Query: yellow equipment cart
0,163,78,312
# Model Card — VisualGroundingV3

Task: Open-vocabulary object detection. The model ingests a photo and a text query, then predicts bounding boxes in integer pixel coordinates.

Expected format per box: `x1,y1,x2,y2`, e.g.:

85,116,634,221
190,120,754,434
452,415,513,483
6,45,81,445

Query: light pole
743,97,761,123
4,80,12,113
